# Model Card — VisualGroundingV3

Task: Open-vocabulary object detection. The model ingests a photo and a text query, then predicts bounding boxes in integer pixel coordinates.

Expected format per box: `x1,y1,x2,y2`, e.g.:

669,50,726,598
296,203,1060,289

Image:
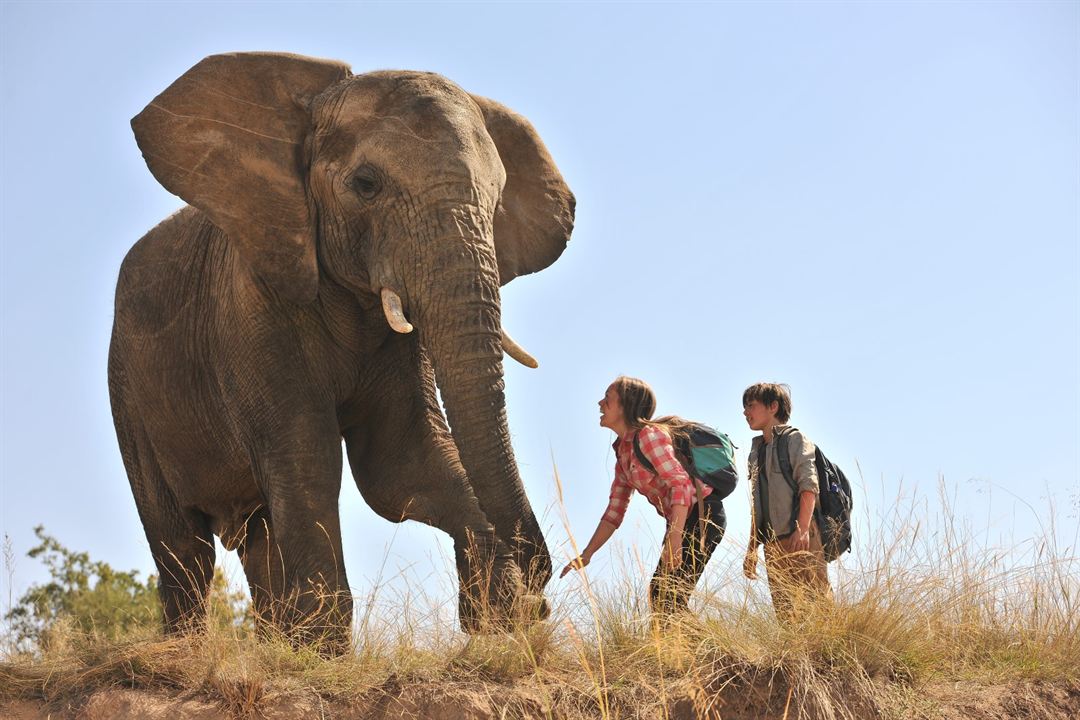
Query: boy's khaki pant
763,520,833,623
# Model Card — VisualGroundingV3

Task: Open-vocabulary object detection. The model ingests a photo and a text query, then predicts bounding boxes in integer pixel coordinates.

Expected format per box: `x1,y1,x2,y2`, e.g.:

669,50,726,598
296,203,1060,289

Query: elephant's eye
349,165,382,200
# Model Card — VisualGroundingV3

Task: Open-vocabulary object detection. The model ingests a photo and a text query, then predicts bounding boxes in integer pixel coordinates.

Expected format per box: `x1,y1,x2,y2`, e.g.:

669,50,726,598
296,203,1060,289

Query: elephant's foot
458,591,550,635
455,531,550,634
516,541,554,598
269,582,353,657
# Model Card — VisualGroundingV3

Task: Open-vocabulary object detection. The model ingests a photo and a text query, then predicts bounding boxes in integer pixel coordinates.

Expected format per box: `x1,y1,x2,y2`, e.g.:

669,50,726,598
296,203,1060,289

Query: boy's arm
788,432,819,552
789,491,816,552
744,513,760,579
744,452,760,579
746,486,760,552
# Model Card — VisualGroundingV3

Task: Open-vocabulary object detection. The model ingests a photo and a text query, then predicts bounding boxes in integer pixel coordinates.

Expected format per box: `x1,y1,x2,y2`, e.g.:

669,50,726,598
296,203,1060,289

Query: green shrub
4,526,250,652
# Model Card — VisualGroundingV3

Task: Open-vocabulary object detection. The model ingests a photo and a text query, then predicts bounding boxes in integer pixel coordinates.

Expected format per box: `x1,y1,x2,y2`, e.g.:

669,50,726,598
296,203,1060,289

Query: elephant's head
129,52,573,624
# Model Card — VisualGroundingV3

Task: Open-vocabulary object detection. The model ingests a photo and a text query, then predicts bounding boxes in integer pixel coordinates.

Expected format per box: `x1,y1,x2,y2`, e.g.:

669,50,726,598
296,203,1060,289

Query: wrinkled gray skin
108,53,574,652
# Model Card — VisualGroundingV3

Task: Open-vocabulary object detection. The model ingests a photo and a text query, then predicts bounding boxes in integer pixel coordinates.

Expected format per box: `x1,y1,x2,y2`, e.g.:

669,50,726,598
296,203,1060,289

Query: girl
560,376,727,615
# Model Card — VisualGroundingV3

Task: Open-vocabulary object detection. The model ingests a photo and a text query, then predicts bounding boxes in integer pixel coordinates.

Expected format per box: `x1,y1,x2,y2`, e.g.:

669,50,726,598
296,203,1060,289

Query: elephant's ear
132,52,351,303
470,95,576,286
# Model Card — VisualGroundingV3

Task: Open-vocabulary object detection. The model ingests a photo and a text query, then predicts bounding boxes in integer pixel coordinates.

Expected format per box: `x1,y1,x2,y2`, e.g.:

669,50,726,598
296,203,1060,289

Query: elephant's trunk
408,237,552,597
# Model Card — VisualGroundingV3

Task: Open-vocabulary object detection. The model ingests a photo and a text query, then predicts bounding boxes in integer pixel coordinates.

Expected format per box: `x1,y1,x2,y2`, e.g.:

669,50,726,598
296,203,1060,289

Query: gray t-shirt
748,426,818,539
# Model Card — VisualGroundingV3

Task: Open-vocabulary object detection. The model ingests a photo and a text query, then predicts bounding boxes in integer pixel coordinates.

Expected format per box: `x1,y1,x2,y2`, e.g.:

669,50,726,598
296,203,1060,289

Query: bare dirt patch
4,679,1078,720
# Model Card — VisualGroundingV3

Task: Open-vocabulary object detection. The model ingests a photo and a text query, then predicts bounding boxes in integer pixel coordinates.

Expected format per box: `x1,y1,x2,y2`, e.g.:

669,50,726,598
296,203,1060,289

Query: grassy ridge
2,478,1077,718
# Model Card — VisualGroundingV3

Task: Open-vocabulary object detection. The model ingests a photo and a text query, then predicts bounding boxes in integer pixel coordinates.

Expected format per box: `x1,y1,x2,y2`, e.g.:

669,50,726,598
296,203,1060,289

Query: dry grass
1,474,1077,719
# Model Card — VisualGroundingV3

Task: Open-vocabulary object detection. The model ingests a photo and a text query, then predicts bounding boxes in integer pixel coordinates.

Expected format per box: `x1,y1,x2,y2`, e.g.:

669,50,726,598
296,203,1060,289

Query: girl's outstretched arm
560,519,617,577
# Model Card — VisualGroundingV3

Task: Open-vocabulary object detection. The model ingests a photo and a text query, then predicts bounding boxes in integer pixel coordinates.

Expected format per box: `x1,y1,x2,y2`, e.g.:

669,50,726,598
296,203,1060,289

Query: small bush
4,526,161,650
3,526,251,653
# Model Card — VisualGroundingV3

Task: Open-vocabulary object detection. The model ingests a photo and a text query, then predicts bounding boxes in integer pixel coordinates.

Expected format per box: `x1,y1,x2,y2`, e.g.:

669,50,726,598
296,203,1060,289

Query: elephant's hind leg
236,507,286,633
117,423,215,633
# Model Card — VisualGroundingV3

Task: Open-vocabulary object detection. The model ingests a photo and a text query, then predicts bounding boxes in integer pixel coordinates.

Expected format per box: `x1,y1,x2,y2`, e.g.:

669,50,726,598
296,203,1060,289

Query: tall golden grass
1,469,1077,718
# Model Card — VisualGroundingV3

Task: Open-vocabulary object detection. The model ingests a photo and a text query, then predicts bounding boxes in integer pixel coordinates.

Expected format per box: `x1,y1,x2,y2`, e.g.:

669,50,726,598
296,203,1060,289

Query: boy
741,382,832,621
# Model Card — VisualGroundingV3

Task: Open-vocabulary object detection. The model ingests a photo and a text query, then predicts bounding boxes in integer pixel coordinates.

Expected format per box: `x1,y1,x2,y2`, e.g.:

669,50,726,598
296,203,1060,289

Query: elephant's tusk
501,328,539,369
380,288,414,334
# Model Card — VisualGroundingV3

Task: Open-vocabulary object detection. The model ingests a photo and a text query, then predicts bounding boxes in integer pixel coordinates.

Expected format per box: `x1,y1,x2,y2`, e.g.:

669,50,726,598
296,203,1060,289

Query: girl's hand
560,554,590,578
743,548,758,580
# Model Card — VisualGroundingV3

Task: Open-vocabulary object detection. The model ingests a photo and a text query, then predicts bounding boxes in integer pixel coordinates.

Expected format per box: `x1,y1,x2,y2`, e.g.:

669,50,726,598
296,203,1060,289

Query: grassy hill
2,491,1077,719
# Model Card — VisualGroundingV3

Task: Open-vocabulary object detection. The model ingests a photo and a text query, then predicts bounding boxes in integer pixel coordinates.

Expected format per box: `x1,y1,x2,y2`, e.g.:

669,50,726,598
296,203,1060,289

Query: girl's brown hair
611,376,656,431
611,376,692,444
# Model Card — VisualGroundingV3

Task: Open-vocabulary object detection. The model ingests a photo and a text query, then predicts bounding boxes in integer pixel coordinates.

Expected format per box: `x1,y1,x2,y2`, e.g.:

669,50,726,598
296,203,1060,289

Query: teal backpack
633,421,739,499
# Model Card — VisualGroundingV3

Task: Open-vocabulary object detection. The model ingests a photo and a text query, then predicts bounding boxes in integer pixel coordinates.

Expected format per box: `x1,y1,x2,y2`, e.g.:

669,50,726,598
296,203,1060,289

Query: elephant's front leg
342,335,537,631
248,410,352,652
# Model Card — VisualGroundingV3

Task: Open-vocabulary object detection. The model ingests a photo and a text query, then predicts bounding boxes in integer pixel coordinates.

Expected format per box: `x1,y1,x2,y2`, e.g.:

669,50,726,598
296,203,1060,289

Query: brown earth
3,679,1078,719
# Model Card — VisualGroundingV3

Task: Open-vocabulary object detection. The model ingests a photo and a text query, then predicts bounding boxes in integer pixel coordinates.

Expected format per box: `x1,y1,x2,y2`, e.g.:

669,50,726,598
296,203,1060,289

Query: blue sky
1,2,1077,613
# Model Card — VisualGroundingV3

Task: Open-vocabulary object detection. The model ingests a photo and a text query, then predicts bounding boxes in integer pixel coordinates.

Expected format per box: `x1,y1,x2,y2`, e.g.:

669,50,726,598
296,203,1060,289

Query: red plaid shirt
602,425,710,529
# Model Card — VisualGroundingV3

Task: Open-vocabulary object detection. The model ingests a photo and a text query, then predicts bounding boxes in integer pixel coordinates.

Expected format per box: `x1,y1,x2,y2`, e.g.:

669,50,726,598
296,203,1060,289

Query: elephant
108,52,575,652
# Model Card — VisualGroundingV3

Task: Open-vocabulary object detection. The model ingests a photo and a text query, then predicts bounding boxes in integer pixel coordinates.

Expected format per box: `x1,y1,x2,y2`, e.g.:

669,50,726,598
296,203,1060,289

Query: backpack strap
637,428,708,538
774,427,799,493
756,441,772,542
632,430,657,475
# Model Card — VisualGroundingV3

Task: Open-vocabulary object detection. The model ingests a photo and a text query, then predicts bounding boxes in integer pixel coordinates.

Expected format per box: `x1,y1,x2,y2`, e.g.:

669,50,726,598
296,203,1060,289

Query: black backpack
633,421,739,500
773,427,853,562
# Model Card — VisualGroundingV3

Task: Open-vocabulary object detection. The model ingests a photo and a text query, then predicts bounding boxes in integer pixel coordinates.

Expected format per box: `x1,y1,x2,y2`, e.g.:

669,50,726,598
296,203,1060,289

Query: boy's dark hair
612,376,657,430
742,382,792,423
